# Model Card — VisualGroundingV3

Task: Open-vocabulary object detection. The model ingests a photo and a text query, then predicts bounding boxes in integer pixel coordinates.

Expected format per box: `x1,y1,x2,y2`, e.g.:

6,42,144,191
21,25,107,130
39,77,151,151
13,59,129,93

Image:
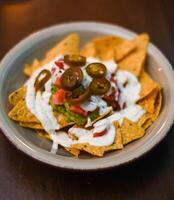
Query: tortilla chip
8,87,26,106
70,121,123,157
138,88,159,113
80,41,96,57
142,118,153,130
94,36,124,60
118,33,149,76
36,129,80,156
18,111,74,129
151,90,162,121
104,121,123,151
85,107,113,128
42,33,79,64
9,98,74,129
8,100,39,123
138,112,154,130
36,129,51,140
24,59,41,77
19,122,43,129
138,90,162,129
114,40,136,61
139,70,158,99
23,33,80,76
65,147,80,157
120,118,145,145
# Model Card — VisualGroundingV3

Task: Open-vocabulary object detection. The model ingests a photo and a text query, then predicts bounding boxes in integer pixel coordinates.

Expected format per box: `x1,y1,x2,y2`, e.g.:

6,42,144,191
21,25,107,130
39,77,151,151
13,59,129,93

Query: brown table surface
0,0,174,199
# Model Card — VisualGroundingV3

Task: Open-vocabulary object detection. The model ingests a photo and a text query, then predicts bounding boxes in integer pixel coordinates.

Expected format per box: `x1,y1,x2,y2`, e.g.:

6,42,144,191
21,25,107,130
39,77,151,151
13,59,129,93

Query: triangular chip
85,107,113,128
8,87,26,106
138,90,162,129
23,33,80,76
151,90,162,121
70,121,123,157
19,122,43,129
24,59,41,77
138,87,159,113
138,112,152,129
43,33,79,64
65,147,80,157
8,100,39,123
114,40,136,61
119,118,145,145
36,129,51,140
80,41,96,57
93,36,124,60
36,129,80,156
118,33,149,76
139,70,158,99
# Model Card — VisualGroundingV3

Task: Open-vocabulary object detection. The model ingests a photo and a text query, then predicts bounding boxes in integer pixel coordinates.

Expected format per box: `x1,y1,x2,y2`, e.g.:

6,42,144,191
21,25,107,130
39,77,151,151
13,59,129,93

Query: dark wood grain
0,0,174,199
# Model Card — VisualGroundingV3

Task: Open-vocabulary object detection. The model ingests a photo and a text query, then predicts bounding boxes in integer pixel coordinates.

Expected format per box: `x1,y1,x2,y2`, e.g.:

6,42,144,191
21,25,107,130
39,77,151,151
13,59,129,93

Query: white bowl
0,22,174,171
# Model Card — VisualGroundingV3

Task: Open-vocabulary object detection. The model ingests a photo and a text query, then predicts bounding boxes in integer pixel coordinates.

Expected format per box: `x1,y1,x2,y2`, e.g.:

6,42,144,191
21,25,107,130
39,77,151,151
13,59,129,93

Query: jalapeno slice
86,63,106,77
60,67,83,90
64,55,86,67
67,88,91,105
89,78,111,95
34,69,51,92
71,85,85,98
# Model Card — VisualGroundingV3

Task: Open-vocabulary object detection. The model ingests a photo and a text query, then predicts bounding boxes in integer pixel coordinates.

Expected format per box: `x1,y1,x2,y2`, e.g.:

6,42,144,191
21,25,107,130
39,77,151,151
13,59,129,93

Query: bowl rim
0,21,174,171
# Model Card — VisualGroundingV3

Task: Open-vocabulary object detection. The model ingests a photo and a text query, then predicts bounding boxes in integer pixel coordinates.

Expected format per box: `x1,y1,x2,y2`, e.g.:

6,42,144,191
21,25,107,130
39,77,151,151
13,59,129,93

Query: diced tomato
53,89,66,105
69,105,88,117
55,77,61,87
55,60,64,70
93,129,107,137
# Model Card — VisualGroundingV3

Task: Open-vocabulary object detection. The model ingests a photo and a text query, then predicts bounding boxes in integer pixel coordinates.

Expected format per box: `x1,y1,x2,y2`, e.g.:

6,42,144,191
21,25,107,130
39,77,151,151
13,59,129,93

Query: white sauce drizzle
69,105,145,147
25,55,145,152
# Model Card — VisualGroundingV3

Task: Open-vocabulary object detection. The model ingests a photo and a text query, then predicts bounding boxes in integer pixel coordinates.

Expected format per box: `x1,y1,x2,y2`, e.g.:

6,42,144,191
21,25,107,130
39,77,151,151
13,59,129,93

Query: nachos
8,33,162,157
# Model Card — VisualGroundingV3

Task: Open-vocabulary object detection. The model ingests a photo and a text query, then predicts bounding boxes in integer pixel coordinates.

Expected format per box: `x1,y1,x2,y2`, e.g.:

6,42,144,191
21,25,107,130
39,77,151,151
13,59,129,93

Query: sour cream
116,70,141,107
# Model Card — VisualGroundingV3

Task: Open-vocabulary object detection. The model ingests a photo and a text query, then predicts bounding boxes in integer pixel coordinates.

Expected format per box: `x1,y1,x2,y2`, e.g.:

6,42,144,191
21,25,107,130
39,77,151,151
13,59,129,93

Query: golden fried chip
138,88,159,113
65,147,80,157
86,107,113,127
139,70,158,99
19,122,43,129
8,87,26,106
42,33,79,64
8,100,39,123
24,59,41,77
23,34,80,76
138,112,155,130
142,118,153,130
94,36,124,60
36,129,51,140
151,91,162,121
71,143,105,157
36,130,80,156
24,64,32,77
104,121,123,151
118,33,149,76
119,118,145,145
71,121,123,157
114,40,136,61
138,90,162,129
80,41,96,57
9,98,74,128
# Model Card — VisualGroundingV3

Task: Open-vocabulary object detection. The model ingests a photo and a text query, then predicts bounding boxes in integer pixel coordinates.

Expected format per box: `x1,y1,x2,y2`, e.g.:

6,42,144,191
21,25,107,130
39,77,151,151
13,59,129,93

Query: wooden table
0,0,174,199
